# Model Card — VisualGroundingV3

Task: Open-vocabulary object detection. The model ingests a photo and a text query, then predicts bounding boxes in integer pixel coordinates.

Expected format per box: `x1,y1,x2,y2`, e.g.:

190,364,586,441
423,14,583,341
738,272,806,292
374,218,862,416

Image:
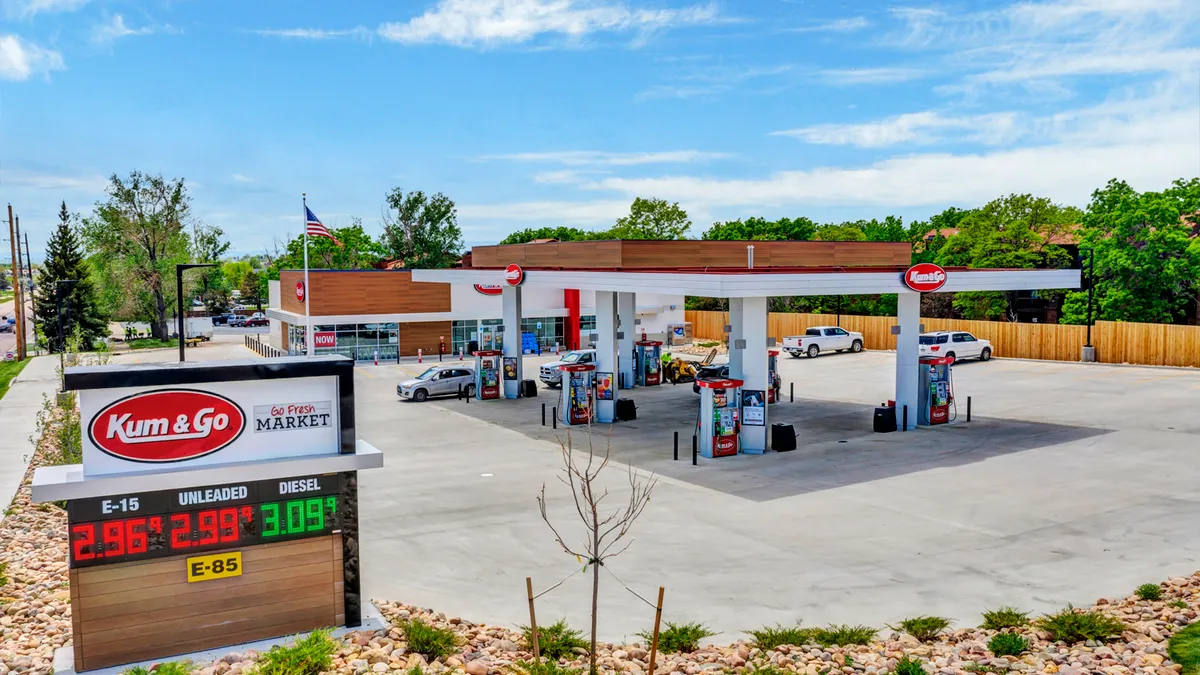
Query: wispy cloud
0,168,107,193
774,111,1021,147
638,64,793,100
376,0,721,47
252,27,372,41
477,150,730,166
92,15,177,45
231,174,256,184
2,0,88,19
0,34,63,80
458,199,631,224
817,67,926,85
786,16,869,33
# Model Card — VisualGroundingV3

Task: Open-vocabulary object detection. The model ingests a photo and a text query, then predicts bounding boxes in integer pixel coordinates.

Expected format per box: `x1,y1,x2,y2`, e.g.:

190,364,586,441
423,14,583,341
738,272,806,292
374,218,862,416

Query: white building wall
267,280,282,349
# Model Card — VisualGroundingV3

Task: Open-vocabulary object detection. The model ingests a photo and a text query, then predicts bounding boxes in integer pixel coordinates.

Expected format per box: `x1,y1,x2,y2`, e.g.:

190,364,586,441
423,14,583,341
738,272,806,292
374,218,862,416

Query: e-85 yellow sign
186,551,242,582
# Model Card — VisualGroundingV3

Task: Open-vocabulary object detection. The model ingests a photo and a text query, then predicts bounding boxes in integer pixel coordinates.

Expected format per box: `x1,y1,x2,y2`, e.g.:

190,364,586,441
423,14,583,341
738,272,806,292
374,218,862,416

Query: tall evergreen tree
35,202,108,352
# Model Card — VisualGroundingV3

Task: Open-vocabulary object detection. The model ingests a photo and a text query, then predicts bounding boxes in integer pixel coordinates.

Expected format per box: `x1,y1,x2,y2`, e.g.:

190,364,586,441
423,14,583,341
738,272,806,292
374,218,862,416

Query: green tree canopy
381,187,463,268
812,223,867,241
701,216,816,241
240,269,264,310
1061,178,1200,324
35,201,109,351
499,226,601,244
222,260,253,290
612,197,690,240
264,220,386,285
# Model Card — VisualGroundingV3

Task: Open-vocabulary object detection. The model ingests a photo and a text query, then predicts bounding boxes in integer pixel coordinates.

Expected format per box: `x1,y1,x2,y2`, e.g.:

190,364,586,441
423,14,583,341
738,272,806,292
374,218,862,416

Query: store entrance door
479,325,503,351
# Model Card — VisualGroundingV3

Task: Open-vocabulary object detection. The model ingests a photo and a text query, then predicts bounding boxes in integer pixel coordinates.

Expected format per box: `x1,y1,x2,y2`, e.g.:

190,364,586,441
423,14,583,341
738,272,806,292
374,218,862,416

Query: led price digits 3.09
261,496,338,537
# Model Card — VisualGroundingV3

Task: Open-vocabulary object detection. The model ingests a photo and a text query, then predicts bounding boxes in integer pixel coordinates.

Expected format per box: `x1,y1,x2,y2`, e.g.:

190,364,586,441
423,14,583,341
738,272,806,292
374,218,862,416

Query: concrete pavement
0,356,62,509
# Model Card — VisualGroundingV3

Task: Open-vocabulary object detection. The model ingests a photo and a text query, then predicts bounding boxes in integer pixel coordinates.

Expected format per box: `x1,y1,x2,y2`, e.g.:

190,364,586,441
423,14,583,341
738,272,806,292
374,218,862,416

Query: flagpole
303,193,312,359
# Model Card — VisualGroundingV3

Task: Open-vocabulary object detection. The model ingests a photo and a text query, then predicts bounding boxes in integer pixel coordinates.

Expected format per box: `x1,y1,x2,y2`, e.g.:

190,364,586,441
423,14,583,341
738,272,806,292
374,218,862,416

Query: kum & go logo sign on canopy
903,263,948,292
78,375,341,477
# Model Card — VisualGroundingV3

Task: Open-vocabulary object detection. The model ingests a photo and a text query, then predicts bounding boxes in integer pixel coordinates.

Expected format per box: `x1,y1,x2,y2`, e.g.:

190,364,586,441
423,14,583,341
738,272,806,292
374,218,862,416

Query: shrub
255,629,337,675
1171,600,1188,609
746,666,788,675
509,660,581,675
401,619,462,661
1136,584,1163,601
749,624,817,650
122,668,151,675
813,624,876,647
961,664,1002,674
637,621,716,653
1167,622,1200,675
894,655,926,675
152,663,192,675
980,607,1030,630
407,667,425,675
522,619,588,660
987,633,1028,657
1037,606,1126,644
891,616,952,642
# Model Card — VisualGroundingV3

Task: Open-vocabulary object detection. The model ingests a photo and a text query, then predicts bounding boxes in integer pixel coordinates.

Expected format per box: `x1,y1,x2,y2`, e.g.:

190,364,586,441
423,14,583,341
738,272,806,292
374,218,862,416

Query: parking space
343,347,1200,640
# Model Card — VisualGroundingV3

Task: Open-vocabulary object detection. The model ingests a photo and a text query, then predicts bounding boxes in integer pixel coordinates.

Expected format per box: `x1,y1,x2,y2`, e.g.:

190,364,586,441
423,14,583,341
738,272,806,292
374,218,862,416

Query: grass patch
980,607,1030,630
1136,583,1164,601
1037,606,1126,644
637,621,716,653
962,664,1003,674
509,660,581,675
749,624,816,650
0,359,28,401
987,633,1028,657
401,619,461,661
254,629,337,675
894,655,926,675
522,619,588,660
128,338,179,350
891,616,952,642
121,662,191,675
1171,600,1188,609
1169,622,1200,675
746,666,789,675
813,624,876,647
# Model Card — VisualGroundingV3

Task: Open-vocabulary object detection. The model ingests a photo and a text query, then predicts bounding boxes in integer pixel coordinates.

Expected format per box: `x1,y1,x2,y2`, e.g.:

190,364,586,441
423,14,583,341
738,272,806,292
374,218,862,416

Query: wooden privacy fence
684,310,1200,368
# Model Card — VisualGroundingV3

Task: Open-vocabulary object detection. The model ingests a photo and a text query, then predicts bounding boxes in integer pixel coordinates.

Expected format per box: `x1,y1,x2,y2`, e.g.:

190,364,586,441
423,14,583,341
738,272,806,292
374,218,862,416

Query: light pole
177,263,218,363
1084,248,1095,348
55,279,78,390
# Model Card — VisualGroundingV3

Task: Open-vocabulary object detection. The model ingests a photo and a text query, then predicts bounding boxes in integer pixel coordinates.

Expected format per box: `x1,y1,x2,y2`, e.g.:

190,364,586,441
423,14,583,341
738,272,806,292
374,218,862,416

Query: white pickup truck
539,349,597,387
782,326,864,358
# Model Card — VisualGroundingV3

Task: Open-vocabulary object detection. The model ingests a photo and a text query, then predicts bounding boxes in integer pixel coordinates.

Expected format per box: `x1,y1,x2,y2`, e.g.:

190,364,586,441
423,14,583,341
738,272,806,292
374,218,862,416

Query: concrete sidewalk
0,356,62,508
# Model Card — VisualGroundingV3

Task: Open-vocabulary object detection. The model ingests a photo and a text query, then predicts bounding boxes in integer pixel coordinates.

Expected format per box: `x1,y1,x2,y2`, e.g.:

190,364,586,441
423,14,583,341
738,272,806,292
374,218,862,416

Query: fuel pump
696,377,744,458
559,363,596,425
635,340,663,386
918,355,954,425
473,350,502,400
767,348,782,404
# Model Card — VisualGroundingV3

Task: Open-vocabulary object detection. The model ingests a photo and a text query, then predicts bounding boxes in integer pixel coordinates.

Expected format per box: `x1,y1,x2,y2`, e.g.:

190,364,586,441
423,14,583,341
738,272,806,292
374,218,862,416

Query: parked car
227,315,247,327
539,349,597,387
919,331,992,363
397,365,476,402
781,326,864,358
212,313,238,326
244,316,269,327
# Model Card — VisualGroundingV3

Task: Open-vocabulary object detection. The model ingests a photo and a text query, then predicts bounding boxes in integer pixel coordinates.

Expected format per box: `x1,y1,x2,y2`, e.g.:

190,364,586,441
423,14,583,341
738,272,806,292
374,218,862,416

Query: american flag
305,206,342,246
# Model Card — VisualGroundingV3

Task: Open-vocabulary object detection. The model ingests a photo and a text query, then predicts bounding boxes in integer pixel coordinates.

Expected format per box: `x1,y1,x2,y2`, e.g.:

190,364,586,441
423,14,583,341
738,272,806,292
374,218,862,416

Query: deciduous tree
702,216,816,241
381,188,463,268
612,197,690,240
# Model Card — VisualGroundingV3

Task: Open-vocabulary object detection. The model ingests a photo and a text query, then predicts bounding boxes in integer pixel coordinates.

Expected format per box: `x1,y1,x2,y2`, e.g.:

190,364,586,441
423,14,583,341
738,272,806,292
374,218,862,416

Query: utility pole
7,206,24,360
15,216,28,357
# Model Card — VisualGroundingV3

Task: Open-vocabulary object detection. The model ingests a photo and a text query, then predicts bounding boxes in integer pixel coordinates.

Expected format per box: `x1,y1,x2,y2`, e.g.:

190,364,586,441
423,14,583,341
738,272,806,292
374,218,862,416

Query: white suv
919,331,993,363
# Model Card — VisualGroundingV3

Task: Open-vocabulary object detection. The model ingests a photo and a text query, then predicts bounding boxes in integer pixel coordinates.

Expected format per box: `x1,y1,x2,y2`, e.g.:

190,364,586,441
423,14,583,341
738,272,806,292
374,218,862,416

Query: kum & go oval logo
904,263,948,292
88,389,246,463
505,263,524,286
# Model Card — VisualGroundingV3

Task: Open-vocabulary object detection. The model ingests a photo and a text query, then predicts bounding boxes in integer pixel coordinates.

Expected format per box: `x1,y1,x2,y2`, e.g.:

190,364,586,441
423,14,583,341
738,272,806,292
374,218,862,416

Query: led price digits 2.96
260,497,338,537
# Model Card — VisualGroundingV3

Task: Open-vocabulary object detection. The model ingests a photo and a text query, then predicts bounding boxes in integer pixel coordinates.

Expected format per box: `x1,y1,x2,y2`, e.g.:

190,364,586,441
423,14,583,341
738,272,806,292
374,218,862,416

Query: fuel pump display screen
66,474,344,568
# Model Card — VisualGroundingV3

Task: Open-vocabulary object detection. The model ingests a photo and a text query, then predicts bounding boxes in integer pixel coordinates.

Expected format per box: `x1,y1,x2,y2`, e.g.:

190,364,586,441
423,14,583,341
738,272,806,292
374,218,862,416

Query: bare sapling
537,430,657,675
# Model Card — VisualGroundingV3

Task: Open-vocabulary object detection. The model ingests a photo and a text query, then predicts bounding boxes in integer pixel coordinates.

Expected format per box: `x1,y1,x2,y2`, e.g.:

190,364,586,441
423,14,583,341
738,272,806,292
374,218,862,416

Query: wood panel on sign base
280,271,451,316
71,535,343,671
471,240,911,270
399,321,453,356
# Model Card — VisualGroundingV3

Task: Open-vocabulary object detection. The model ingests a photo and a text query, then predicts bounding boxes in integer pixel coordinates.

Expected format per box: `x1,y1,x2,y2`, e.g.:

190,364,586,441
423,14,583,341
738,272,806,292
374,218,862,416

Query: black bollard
790,382,794,403
552,408,557,429
542,403,546,426
673,431,679,461
902,405,908,431
692,435,697,465
967,396,972,422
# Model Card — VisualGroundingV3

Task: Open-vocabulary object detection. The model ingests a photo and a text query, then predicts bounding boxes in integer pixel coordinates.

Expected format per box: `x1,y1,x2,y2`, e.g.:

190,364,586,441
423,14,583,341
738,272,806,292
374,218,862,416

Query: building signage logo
87,390,246,463
903,263,948,292
295,281,306,302
313,331,336,348
253,401,333,433
504,263,525,286
473,284,503,296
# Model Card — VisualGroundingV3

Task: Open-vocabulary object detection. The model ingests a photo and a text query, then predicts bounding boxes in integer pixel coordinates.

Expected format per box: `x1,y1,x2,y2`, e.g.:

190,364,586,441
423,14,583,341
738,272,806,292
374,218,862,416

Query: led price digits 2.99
260,497,338,537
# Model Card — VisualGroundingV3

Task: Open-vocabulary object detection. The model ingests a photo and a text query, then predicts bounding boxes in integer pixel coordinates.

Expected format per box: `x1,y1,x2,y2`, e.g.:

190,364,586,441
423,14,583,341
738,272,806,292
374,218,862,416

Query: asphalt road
0,297,32,356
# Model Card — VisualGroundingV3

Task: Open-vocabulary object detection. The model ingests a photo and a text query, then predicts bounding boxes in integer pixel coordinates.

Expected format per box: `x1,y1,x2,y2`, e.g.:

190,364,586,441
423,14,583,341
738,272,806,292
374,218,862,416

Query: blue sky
1,0,1198,257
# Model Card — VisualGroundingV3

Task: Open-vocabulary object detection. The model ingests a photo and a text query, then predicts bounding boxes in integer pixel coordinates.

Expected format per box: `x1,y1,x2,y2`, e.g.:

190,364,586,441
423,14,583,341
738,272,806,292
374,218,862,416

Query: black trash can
873,406,897,433
771,423,796,451
467,340,479,354
616,398,637,421
521,379,537,398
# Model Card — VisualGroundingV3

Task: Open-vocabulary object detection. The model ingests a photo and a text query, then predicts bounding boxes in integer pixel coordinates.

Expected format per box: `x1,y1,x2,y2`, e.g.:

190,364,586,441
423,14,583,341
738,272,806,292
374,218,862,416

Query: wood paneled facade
71,535,343,671
471,240,911,270
279,270,451,316
399,321,452,357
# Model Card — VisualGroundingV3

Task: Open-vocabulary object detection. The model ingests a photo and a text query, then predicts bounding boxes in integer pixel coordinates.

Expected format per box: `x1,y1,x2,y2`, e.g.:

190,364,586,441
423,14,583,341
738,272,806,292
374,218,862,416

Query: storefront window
580,315,596,332
451,320,476,356
521,316,564,353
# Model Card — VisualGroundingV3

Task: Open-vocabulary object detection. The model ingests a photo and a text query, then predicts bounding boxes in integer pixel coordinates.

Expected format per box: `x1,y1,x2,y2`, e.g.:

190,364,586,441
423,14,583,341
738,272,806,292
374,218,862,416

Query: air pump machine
559,363,596,425
918,355,954,425
473,350,502,400
635,340,663,386
696,377,743,458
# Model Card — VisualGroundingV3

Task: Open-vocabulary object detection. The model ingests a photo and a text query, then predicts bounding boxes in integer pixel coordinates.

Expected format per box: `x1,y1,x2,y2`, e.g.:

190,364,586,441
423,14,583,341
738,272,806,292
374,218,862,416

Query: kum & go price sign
79,376,341,477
